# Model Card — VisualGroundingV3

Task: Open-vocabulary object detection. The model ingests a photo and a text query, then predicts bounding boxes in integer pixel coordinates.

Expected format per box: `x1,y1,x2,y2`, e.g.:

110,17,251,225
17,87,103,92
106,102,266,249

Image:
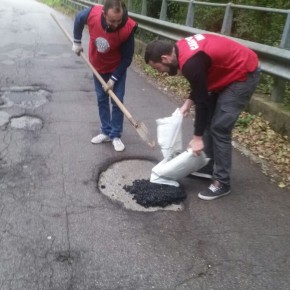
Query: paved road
0,0,289,289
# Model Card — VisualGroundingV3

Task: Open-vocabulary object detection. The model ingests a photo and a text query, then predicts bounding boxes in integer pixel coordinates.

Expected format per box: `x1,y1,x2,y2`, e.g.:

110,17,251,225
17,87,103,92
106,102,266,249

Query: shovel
51,14,155,148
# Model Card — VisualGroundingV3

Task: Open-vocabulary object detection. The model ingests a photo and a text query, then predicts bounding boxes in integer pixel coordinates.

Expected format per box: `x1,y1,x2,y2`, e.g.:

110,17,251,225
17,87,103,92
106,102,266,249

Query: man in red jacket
145,33,260,200
73,0,137,151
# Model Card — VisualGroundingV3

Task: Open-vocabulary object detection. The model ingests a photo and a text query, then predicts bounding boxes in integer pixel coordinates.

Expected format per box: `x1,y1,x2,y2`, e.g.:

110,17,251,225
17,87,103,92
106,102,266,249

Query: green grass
38,0,75,15
41,0,62,7
235,113,256,130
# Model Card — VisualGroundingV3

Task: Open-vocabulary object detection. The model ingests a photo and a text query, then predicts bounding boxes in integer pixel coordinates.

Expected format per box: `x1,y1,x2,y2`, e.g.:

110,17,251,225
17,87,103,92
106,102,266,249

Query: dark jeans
93,72,127,139
203,68,261,186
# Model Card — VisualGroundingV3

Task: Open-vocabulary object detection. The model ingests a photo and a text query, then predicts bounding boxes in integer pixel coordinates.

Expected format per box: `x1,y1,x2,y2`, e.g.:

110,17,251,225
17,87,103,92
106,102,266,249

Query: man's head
144,40,179,76
103,0,127,31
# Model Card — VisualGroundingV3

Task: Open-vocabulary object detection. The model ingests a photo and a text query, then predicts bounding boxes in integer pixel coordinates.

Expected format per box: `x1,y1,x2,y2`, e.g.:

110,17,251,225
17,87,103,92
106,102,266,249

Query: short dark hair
144,40,174,63
103,0,126,14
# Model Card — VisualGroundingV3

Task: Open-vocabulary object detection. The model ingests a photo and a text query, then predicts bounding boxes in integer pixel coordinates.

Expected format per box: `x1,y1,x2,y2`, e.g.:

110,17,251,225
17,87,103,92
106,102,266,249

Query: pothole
98,159,186,212
0,86,50,109
0,111,10,127
10,115,43,130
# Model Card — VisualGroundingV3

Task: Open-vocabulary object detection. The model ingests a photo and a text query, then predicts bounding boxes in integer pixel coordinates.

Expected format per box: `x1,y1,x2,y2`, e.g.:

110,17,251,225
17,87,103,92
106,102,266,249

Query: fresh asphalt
0,0,289,289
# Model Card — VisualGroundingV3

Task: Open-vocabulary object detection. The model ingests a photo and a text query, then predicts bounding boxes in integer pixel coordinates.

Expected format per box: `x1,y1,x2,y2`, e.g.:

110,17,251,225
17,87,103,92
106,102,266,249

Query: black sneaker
190,162,213,179
198,180,231,200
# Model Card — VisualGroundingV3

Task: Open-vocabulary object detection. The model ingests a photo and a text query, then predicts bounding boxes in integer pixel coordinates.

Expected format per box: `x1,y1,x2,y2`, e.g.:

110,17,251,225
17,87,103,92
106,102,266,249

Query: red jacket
87,5,136,73
177,33,259,91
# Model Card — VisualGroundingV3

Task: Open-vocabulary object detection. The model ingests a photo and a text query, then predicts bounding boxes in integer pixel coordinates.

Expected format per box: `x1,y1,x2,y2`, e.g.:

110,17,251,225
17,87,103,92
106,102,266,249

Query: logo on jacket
185,36,199,50
95,37,110,53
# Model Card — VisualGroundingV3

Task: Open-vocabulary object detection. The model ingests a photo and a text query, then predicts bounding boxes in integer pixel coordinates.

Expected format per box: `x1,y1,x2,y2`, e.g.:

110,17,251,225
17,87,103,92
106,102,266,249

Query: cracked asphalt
0,0,289,289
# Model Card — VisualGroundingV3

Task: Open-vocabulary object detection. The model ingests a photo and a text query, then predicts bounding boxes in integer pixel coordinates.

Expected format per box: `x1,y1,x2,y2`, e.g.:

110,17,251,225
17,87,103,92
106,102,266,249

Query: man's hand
179,99,193,117
188,135,204,155
104,79,115,92
72,42,83,56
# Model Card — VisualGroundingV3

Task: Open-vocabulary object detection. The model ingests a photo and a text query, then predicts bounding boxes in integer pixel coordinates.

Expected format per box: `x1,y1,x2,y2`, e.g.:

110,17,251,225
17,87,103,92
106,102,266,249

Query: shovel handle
51,14,138,127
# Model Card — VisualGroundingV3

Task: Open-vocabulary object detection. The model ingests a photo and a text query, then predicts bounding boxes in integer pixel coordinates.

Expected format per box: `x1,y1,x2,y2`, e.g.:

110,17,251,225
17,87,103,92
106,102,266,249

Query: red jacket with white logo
177,33,259,92
87,5,136,73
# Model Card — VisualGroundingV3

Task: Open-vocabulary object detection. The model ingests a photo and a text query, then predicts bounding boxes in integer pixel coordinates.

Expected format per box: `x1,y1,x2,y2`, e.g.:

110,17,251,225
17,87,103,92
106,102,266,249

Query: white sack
150,150,209,187
150,158,180,187
156,108,183,159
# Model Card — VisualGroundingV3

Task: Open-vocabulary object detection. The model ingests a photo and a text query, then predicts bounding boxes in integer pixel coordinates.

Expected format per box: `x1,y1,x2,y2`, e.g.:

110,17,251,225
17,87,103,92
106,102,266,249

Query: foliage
132,0,289,46
284,83,290,107
40,0,62,7
256,75,290,108
232,10,285,45
235,112,256,129
124,0,142,14
200,0,290,45
257,74,273,96
135,29,158,44
147,0,163,18
194,6,225,32
166,2,188,24
38,0,75,14
233,112,290,189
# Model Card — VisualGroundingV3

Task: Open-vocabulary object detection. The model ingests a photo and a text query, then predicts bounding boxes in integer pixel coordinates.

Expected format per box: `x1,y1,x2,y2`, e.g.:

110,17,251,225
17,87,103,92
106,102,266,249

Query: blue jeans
93,72,126,139
203,68,261,186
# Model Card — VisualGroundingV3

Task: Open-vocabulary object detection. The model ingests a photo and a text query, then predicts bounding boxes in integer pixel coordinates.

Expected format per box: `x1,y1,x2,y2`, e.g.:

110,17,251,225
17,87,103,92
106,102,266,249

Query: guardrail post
160,0,167,21
271,78,285,102
185,1,194,27
141,0,147,16
71,0,77,10
127,0,132,11
281,12,290,49
221,3,233,35
270,11,290,102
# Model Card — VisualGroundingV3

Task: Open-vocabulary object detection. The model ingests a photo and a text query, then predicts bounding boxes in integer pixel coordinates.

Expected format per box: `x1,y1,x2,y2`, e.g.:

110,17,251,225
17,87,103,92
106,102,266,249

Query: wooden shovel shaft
81,55,139,127
51,13,139,128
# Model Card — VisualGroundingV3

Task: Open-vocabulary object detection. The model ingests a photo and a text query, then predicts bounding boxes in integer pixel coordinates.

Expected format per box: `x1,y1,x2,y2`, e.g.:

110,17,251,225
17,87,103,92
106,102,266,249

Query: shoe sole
190,172,213,179
114,148,125,152
198,190,231,201
91,139,111,144
113,145,125,152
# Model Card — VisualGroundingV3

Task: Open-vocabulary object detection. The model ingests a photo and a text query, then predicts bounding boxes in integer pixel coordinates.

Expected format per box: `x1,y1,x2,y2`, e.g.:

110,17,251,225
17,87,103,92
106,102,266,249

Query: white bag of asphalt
150,150,209,187
156,108,183,159
150,108,209,187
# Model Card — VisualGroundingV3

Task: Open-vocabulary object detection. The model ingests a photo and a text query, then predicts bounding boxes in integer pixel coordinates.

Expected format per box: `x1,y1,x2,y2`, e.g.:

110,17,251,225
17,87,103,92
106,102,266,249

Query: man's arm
73,8,92,43
182,51,211,137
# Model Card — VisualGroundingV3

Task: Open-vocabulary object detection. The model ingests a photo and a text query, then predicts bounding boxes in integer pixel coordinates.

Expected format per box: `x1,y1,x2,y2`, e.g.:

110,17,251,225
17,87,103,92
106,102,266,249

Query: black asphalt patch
123,179,186,208
98,159,184,212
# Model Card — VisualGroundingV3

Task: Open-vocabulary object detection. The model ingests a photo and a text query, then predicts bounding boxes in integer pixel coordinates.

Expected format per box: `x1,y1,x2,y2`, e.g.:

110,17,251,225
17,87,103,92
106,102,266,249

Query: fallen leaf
278,182,286,188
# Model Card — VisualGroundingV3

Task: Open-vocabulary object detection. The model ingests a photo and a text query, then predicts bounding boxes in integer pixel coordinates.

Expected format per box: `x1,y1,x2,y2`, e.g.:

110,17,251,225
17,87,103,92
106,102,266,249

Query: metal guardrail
156,0,290,50
61,0,290,102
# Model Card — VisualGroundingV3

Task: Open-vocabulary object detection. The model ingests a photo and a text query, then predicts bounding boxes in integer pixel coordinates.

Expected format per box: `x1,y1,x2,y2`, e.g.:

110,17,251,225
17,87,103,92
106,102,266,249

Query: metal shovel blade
135,121,156,148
